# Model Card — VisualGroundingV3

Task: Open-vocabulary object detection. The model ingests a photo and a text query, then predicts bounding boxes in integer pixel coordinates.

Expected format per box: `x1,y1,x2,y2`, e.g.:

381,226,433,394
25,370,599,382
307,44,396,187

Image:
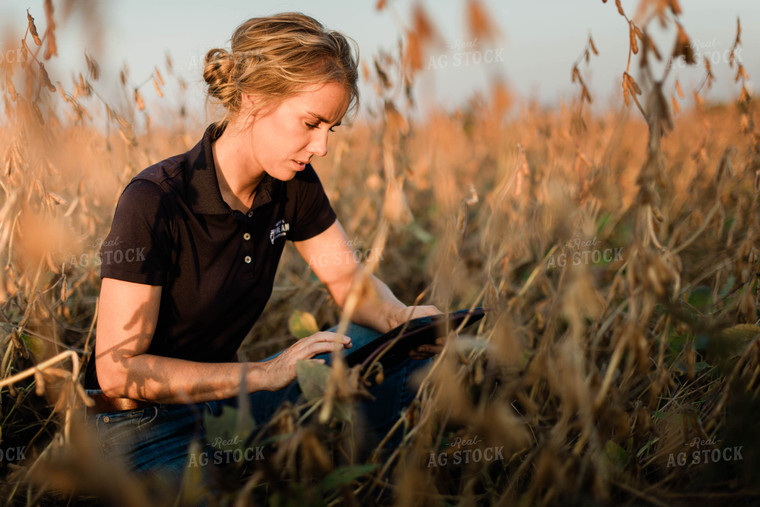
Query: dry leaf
466,0,499,41
629,25,638,54
27,10,42,46
412,4,436,42
43,0,57,60
589,35,599,55
735,64,749,83
134,89,145,111
582,85,592,104
615,0,625,16
39,63,56,92
384,101,409,136
374,58,391,89
673,23,695,64
735,17,742,46
85,52,100,80
739,85,751,105
153,78,163,98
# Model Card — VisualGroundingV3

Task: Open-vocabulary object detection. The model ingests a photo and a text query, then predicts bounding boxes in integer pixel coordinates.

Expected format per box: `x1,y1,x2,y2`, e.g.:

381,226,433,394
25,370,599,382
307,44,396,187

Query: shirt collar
186,123,281,216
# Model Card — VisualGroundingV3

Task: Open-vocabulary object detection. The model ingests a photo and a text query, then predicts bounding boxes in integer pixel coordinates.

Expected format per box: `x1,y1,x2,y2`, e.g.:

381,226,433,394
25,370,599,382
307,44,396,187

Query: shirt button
243,233,251,241
244,255,252,264
247,211,253,218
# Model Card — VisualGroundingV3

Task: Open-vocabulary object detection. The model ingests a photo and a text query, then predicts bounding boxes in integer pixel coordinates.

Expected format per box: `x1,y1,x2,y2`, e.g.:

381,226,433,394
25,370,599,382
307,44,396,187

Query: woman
83,12,441,474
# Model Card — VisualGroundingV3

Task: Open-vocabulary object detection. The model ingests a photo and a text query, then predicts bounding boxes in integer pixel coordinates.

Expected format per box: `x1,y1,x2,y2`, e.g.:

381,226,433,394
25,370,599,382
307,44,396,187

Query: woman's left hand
386,305,448,359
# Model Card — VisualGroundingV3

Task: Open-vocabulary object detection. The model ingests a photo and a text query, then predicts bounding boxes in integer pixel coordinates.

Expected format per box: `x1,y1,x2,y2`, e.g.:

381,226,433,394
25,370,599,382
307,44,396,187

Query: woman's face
243,81,350,181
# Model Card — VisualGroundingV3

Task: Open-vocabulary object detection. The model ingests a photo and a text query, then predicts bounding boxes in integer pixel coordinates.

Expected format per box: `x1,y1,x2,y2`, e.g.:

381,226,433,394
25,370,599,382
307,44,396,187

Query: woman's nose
307,129,329,157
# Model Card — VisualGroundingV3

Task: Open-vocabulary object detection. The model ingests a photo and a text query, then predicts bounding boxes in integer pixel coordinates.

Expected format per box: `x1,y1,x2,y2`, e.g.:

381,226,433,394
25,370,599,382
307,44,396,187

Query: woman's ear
241,93,258,116
239,93,261,126
241,93,256,109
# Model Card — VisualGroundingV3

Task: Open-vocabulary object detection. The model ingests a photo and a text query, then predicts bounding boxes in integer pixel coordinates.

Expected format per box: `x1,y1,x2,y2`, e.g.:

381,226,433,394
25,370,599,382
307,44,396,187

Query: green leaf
296,360,353,424
21,334,45,358
288,310,319,339
321,464,378,491
596,212,612,234
695,333,710,351
687,285,712,312
718,275,735,298
296,359,330,402
603,439,628,469
636,437,659,459
409,222,434,244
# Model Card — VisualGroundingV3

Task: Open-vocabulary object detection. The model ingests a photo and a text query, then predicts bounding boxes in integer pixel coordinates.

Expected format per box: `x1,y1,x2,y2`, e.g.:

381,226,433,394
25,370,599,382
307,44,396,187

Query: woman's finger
292,333,350,353
409,349,433,359
303,340,347,359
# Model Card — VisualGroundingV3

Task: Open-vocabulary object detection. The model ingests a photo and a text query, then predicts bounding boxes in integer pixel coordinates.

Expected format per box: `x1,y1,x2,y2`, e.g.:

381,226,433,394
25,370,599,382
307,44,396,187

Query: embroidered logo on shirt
270,220,290,244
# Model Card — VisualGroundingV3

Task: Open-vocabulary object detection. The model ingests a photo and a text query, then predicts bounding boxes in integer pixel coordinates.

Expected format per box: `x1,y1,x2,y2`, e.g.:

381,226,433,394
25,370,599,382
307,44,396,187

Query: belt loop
204,400,222,417
141,405,159,426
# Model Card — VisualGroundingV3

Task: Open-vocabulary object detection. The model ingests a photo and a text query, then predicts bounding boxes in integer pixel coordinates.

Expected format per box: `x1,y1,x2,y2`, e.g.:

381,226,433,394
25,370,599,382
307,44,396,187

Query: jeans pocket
89,404,208,474
93,409,148,464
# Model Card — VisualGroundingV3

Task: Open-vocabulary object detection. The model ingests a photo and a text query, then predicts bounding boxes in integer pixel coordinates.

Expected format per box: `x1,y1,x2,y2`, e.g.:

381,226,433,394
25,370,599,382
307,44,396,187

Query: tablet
345,308,487,371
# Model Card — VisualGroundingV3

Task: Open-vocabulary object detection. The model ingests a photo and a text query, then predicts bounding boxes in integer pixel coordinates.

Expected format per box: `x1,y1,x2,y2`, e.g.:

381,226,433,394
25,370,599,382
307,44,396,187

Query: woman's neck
211,118,265,213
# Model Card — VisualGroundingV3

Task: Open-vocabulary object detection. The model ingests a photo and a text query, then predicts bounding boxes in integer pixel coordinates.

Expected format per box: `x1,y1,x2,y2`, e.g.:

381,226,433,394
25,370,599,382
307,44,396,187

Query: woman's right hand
261,332,351,391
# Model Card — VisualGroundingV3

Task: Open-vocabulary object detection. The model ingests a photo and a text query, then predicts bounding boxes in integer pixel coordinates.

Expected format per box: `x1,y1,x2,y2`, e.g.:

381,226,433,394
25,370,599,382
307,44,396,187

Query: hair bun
201,13,359,122
203,48,237,104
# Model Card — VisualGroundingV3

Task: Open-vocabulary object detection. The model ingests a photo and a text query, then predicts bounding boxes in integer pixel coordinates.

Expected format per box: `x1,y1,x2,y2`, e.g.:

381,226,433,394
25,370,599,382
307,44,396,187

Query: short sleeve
99,179,174,285
287,165,337,241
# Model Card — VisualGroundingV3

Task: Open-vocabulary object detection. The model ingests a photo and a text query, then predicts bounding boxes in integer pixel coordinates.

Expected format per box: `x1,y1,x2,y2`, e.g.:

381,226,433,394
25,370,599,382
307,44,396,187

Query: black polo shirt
84,124,336,389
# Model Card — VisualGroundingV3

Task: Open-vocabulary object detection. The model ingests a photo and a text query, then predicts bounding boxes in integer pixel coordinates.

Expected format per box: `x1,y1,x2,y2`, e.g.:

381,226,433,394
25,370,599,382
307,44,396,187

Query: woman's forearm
98,354,270,404
347,274,407,333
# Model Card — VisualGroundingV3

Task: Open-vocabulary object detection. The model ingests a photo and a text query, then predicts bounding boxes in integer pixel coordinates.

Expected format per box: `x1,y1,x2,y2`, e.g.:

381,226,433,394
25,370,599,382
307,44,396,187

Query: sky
1,0,758,121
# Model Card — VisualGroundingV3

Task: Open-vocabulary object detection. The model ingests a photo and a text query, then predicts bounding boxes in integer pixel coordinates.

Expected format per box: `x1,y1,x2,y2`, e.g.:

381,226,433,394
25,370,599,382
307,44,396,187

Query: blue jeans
87,323,428,476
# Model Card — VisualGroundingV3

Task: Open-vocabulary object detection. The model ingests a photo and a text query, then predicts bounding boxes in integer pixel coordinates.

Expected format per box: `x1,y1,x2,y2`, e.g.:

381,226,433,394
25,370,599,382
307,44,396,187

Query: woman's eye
306,122,337,133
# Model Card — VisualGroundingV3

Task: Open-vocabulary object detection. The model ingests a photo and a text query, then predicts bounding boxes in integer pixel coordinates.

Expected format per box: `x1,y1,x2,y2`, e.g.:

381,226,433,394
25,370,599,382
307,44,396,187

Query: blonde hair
203,12,359,126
